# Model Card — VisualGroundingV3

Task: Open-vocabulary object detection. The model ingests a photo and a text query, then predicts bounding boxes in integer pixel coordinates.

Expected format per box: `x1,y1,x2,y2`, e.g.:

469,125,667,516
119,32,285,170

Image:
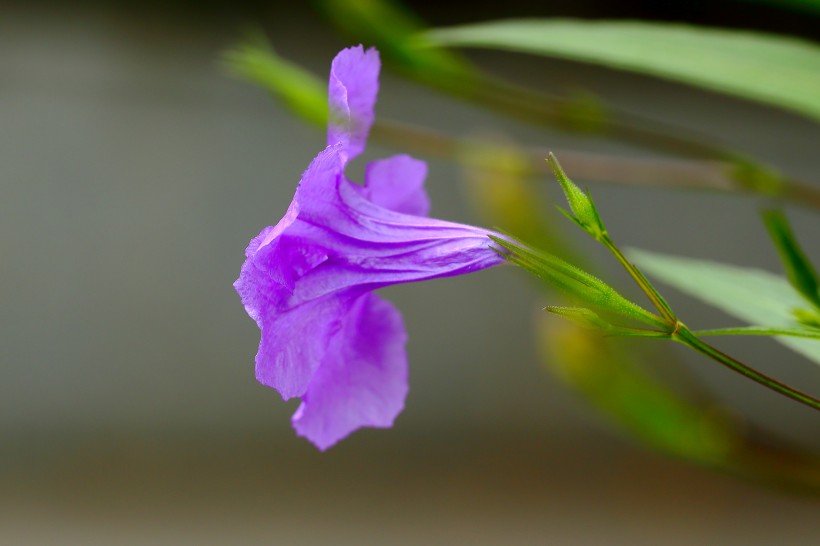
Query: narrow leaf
424,19,820,123
320,0,476,81
223,41,328,127
761,210,820,308
736,0,820,15
540,317,734,464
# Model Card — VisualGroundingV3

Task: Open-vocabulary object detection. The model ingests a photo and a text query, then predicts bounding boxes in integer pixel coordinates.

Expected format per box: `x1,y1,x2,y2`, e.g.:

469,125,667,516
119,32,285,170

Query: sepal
490,235,665,328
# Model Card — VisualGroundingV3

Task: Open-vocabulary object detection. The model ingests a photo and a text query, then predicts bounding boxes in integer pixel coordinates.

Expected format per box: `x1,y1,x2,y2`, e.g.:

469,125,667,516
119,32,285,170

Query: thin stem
696,327,820,341
599,234,677,324
784,181,820,212
418,69,820,208
474,77,726,160
370,120,820,211
674,326,820,411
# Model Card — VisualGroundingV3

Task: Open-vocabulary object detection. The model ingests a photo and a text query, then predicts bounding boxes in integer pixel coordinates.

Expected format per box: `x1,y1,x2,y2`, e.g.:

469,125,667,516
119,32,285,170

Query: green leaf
629,249,820,365
761,210,820,308
222,41,328,127
319,0,476,82
424,19,820,124
541,318,735,465
735,0,820,15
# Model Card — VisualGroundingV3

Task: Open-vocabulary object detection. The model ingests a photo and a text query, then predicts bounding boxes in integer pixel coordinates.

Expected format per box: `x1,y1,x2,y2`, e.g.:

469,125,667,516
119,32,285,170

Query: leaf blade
628,249,820,366
761,210,820,308
424,19,820,123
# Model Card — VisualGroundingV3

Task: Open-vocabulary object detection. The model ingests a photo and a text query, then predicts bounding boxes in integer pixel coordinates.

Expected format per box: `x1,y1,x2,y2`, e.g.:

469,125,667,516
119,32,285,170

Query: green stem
674,326,820,411
600,234,677,324
475,78,725,160
696,327,820,341
371,119,820,211
415,69,820,208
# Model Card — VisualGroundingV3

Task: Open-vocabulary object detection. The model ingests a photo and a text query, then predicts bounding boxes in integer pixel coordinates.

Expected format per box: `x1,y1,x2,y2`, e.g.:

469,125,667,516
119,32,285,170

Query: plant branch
696,327,820,341
472,77,726,160
598,234,678,323
400,68,820,208
674,326,820,411
370,120,820,211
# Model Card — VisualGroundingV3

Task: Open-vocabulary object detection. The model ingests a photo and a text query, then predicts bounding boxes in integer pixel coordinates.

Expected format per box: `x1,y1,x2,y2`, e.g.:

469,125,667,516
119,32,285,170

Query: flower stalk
539,153,820,412
673,325,820,411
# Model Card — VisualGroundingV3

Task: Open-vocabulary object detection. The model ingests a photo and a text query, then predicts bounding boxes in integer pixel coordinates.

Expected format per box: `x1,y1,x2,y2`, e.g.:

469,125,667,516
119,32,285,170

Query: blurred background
2,1,819,543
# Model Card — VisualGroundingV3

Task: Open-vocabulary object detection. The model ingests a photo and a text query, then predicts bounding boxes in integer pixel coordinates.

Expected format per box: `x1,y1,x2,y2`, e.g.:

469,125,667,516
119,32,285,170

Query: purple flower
235,46,503,450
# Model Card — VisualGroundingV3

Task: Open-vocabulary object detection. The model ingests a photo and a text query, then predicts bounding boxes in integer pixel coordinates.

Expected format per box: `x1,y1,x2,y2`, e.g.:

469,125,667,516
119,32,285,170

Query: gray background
2,3,819,544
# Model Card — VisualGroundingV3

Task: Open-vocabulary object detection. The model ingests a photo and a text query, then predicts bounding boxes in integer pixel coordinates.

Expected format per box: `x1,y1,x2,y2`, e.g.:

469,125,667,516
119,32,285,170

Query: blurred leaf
629,249,820,365
319,0,583,127
540,316,735,463
424,19,820,123
541,316,820,491
458,138,573,255
223,41,328,127
734,0,820,15
319,0,476,82
761,210,820,308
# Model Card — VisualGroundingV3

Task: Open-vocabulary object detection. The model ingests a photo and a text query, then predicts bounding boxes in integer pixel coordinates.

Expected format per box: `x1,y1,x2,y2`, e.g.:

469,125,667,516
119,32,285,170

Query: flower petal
327,46,380,161
236,236,334,400
236,45,507,450
255,290,359,400
234,225,285,326
252,232,328,293
291,239,503,305
364,154,430,217
236,143,502,400
291,292,408,450
292,147,501,256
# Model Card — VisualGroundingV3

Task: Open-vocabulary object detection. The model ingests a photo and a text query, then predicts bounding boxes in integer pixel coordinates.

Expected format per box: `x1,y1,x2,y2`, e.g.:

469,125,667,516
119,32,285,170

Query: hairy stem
474,77,725,159
674,326,820,411
415,70,820,207
370,120,820,211
599,234,677,323
696,327,820,341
